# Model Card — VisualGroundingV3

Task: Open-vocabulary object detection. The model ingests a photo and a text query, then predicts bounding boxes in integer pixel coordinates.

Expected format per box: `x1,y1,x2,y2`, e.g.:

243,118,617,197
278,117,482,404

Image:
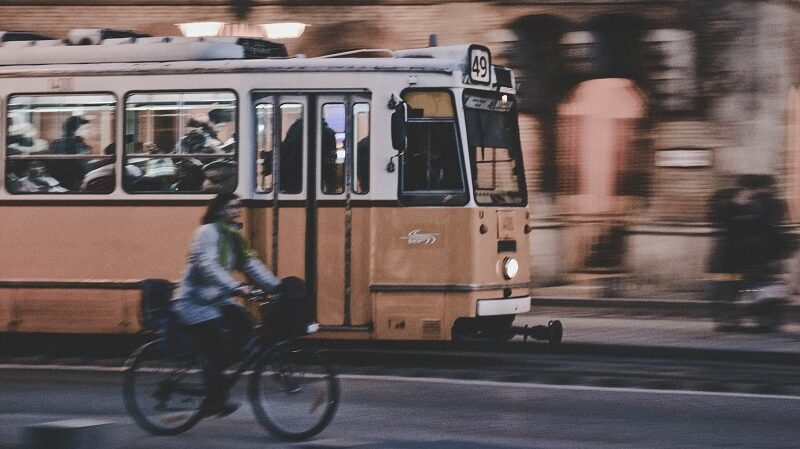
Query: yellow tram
0,30,539,341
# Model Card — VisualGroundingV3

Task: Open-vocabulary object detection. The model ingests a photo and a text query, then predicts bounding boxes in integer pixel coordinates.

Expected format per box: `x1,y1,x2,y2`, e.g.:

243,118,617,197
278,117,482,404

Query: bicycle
122,286,340,441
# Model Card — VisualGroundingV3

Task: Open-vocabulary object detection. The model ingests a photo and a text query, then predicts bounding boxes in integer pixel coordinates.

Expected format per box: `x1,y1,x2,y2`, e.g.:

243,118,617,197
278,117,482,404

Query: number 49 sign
468,45,492,85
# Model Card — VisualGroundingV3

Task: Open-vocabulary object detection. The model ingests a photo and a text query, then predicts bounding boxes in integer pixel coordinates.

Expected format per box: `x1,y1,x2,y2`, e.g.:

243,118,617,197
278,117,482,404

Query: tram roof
0,33,467,76
0,56,459,77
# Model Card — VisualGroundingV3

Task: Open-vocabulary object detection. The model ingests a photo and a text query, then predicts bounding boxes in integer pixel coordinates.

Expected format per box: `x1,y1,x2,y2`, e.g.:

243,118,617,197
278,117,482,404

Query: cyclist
172,192,281,417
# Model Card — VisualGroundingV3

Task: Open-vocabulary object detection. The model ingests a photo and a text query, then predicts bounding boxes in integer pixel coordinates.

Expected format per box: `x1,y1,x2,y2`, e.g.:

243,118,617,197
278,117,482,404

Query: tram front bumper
476,296,531,316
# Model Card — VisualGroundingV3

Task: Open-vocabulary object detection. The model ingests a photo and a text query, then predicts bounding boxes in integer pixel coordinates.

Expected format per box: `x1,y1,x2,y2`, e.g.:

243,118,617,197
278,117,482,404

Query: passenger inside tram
199,109,236,193
280,119,303,193
6,121,48,178
80,143,114,192
49,115,92,191
207,108,235,152
8,160,67,193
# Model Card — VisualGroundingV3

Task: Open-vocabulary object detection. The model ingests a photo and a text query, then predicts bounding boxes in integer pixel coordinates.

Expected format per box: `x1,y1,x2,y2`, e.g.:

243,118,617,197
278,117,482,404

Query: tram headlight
502,257,519,280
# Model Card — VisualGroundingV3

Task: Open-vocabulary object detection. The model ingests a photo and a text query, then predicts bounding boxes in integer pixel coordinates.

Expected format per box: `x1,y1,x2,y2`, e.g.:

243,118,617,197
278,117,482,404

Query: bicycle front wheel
123,340,206,436
248,343,340,441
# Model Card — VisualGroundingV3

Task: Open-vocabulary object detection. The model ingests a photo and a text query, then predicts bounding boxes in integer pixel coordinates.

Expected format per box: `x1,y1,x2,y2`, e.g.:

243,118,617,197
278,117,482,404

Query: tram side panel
0,204,204,333
370,207,531,340
350,207,372,326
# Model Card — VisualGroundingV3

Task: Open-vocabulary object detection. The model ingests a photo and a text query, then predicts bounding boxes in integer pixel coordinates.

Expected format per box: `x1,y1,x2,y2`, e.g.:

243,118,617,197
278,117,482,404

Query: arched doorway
557,78,647,272
787,86,800,223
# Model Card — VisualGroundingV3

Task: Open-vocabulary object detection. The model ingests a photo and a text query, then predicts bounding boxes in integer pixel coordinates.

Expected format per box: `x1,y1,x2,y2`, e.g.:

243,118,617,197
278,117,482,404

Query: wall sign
655,149,712,167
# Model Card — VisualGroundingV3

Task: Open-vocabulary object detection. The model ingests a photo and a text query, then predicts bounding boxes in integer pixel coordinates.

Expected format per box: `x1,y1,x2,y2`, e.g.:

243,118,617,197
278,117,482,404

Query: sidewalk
517,287,800,357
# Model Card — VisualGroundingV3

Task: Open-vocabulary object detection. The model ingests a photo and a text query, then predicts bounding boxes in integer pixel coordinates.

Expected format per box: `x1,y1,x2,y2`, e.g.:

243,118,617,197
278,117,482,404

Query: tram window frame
4,92,117,195
318,101,371,196
398,89,468,206
253,99,306,195
277,102,305,195
122,89,239,195
320,102,345,195
352,102,370,195
255,102,275,194
462,89,527,207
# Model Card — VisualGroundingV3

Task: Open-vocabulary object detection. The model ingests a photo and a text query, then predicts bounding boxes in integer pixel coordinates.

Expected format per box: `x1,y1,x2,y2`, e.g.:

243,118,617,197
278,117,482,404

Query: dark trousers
187,304,254,406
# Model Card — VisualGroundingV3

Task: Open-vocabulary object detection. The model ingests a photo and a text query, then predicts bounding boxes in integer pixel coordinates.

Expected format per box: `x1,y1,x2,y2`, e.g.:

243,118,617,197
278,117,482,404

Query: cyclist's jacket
172,222,280,325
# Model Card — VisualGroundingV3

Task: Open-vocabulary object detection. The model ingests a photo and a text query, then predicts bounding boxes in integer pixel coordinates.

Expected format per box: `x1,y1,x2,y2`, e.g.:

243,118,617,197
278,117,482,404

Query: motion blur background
4,0,800,298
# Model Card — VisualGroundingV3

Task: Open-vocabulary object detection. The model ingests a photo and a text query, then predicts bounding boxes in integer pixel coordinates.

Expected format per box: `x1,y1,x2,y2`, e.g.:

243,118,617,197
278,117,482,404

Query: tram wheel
451,315,515,342
548,320,563,345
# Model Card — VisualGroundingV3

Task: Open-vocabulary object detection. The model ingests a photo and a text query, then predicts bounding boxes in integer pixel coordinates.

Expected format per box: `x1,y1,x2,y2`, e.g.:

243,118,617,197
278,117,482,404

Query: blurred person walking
707,175,796,331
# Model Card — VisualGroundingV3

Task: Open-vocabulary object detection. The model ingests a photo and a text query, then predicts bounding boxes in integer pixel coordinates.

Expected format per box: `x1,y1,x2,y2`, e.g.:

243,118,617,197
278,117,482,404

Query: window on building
5,94,116,194
124,91,236,193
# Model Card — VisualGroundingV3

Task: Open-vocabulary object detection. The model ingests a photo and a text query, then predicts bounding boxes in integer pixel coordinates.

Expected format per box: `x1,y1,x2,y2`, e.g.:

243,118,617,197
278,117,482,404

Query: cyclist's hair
202,192,240,224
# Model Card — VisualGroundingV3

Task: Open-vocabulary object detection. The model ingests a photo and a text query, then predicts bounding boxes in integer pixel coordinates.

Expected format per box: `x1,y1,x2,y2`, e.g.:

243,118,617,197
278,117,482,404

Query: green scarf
217,221,256,270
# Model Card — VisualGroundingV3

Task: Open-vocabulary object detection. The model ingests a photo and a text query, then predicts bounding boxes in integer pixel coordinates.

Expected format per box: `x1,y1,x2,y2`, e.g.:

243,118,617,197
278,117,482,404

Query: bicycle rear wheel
248,343,339,441
123,340,206,435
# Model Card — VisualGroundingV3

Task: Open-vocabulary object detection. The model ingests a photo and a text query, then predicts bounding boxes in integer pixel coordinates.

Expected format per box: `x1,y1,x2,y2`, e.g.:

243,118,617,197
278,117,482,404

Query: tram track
1,333,799,397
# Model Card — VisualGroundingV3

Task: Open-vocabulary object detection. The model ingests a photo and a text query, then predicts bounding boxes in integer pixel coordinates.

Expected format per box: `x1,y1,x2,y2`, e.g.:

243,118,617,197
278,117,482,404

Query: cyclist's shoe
201,400,240,418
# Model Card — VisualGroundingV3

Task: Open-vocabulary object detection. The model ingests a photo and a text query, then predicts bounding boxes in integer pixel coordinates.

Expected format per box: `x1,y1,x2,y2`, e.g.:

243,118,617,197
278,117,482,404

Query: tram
0,29,550,341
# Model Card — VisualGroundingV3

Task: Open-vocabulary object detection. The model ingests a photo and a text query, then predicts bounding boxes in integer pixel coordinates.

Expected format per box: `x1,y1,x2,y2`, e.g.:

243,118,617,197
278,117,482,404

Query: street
1,368,798,449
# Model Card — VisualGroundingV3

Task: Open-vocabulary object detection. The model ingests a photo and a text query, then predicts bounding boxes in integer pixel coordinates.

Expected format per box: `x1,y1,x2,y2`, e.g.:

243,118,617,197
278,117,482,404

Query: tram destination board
236,38,288,59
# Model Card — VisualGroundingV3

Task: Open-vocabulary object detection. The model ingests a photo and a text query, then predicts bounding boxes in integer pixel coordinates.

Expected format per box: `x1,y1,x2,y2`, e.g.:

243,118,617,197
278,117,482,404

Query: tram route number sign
468,45,491,85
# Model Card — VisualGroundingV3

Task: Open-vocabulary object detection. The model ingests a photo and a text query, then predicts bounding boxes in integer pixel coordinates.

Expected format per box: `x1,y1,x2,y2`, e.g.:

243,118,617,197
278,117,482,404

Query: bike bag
140,278,195,355
140,278,175,330
260,276,316,340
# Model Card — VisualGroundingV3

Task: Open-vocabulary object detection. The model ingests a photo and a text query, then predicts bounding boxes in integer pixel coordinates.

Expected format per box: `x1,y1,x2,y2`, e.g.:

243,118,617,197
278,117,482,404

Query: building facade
3,0,800,295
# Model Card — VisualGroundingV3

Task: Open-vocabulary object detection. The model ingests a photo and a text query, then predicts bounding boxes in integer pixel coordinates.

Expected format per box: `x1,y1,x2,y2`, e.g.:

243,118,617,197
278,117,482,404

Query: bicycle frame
220,335,293,393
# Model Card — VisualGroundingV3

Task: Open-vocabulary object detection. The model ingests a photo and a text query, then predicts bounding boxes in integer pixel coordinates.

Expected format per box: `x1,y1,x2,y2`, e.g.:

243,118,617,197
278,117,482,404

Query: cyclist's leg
220,304,255,361
186,318,229,410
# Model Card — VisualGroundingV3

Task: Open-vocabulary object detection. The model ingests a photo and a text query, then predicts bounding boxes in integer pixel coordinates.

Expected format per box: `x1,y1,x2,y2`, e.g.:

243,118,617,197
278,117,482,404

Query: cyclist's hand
233,284,252,297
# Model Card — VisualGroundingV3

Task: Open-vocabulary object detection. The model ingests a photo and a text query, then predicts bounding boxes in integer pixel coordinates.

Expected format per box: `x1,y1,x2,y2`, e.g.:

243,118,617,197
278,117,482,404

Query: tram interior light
177,22,225,38
261,23,307,40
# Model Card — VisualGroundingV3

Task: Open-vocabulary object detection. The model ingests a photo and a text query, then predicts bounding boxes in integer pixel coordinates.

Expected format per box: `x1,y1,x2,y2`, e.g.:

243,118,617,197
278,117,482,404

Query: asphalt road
1,368,798,449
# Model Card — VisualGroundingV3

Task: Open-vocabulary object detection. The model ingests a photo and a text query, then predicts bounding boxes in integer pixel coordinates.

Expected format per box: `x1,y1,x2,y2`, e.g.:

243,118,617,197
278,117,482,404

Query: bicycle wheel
123,340,206,435
248,343,339,441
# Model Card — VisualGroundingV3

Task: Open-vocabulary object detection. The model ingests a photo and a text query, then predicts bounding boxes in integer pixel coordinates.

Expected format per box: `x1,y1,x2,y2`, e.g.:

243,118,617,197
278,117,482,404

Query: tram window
353,103,370,194
255,103,274,193
279,103,303,194
321,103,344,195
463,90,526,206
123,92,237,193
400,90,466,204
403,91,454,118
5,94,116,194
402,121,463,192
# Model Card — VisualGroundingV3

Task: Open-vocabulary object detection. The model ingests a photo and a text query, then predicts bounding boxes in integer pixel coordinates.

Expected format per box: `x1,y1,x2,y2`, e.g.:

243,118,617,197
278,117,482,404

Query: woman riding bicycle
172,192,281,417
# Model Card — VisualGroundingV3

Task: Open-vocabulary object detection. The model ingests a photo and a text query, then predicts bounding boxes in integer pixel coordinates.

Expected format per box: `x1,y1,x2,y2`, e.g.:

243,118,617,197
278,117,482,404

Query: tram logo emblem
401,229,439,245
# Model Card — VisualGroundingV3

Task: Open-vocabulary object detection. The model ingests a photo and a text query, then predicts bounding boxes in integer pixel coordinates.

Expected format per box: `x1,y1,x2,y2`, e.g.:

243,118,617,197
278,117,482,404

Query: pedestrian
707,175,796,330
171,193,281,416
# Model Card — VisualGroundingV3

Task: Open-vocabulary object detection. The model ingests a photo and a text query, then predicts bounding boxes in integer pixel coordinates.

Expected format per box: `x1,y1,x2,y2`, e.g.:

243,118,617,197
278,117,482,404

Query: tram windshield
463,90,526,206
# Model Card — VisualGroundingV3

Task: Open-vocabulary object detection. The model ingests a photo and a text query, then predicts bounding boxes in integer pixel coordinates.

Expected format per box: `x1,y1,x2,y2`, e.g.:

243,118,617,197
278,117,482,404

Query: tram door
252,94,309,284
252,92,370,330
315,93,371,330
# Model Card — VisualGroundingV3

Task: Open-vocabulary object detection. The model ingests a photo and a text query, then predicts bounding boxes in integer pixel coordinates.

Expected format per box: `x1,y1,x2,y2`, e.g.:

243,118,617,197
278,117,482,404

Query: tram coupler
512,320,563,345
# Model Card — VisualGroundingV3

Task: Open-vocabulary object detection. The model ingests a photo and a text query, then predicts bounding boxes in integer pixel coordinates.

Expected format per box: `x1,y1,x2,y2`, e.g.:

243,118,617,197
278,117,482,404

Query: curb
530,296,800,320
